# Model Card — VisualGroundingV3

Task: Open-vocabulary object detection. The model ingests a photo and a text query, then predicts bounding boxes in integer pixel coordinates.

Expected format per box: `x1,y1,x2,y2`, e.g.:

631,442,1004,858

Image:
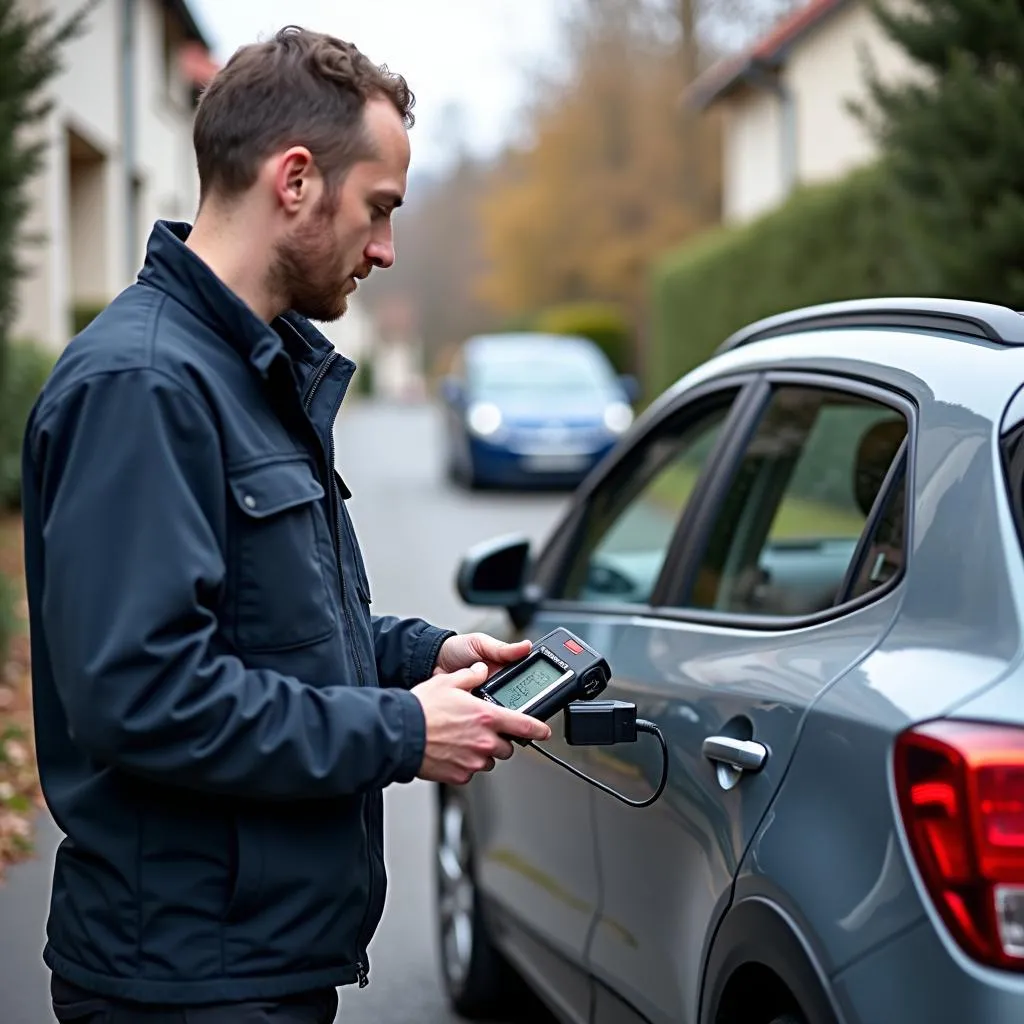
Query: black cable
526,720,668,808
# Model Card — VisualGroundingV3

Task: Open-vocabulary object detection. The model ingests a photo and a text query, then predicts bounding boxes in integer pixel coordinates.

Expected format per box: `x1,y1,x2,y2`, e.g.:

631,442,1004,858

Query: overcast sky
189,0,569,177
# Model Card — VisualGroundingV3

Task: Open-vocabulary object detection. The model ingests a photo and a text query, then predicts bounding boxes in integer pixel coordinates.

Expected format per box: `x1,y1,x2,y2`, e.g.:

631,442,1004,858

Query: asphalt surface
0,399,568,1023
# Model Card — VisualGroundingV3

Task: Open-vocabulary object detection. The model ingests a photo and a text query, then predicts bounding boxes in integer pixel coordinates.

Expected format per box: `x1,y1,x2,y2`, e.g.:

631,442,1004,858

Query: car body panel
831,916,1024,1024
714,332,1024,991
580,593,902,1024
447,313,1024,1024
949,671,1024,725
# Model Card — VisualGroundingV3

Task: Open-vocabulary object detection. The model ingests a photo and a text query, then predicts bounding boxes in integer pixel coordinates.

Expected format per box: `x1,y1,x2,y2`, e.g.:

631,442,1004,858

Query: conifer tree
0,0,94,378
860,0,1024,304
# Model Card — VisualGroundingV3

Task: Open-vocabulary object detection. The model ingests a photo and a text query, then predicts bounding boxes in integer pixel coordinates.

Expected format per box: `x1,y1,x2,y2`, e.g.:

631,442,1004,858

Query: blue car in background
439,332,638,489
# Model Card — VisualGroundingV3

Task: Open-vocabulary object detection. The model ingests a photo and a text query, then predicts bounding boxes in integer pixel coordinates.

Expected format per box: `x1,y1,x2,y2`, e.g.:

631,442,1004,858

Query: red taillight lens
895,720,1024,970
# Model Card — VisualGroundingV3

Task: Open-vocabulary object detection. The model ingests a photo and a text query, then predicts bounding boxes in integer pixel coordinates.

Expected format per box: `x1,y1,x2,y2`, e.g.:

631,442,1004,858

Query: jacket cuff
405,624,457,689
392,688,427,784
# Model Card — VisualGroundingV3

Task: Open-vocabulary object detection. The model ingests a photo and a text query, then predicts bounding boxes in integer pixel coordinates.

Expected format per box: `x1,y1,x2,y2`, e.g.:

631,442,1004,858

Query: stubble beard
269,200,351,323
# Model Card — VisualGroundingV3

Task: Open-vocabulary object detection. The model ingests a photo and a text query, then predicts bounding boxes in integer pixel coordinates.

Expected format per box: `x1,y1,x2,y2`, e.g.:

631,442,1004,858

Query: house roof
167,0,219,89
178,40,219,88
166,0,211,47
687,0,853,109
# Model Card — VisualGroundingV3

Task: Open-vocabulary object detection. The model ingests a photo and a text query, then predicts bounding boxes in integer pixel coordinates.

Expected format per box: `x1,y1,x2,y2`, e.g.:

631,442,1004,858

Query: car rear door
542,373,914,1024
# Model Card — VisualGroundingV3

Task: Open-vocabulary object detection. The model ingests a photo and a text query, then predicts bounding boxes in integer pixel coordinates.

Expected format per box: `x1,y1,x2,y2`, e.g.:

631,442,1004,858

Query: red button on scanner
564,639,585,655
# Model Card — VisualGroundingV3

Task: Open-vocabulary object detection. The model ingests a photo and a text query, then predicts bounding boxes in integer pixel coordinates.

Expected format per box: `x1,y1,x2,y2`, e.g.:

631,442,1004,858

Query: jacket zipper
301,352,362,686
302,348,374,986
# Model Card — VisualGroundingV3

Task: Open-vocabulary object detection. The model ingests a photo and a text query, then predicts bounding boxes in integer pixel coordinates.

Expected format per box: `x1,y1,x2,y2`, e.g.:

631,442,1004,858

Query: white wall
134,0,201,261
11,0,201,349
716,0,916,225
12,113,66,348
722,89,785,224
786,1,913,187
54,0,125,317
55,0,121,152
67,142,110,304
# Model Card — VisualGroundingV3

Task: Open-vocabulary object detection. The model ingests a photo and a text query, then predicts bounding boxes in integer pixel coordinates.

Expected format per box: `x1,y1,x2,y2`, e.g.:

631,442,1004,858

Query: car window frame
835,435,909,604
530,368,916,631
661,369,917,630
529,373,764,614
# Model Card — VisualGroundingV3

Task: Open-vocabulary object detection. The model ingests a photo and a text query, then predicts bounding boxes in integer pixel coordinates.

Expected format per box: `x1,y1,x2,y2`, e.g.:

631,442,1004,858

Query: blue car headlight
603,402,634,435
467,402,504,438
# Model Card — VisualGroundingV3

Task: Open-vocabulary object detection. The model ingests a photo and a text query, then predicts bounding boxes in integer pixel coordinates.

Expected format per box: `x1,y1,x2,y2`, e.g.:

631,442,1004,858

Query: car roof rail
715,297,1024,354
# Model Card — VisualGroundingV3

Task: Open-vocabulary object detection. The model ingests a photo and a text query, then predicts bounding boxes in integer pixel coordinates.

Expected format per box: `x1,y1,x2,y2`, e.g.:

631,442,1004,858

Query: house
689,0,915,225
14,0,218,350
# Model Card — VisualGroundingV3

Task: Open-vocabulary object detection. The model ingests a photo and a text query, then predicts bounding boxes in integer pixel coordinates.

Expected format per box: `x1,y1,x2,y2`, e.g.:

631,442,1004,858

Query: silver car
434,298,1024,1024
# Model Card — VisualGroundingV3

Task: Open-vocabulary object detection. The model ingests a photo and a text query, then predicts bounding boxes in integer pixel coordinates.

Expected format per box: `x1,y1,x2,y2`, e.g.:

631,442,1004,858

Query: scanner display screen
488,655,564,710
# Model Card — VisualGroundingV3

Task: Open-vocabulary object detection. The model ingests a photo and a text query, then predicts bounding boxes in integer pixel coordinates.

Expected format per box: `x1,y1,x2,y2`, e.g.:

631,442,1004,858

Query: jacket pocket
227,456,336,651
225,813,265,923
222,800,372,974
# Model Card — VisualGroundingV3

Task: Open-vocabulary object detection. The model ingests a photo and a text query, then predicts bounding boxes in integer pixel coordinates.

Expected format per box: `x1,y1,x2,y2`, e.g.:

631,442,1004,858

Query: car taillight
895,720,1024,970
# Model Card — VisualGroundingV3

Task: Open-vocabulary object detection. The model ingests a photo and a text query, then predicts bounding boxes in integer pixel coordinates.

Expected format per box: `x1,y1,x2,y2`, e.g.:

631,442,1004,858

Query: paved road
0,399,568,1023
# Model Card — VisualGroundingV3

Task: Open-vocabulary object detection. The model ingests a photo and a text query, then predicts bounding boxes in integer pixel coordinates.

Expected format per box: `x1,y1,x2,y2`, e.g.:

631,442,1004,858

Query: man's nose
366,239,395,270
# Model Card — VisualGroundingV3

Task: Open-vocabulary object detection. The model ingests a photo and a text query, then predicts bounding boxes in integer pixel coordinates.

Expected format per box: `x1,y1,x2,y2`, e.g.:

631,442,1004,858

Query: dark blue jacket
20,221,454,1005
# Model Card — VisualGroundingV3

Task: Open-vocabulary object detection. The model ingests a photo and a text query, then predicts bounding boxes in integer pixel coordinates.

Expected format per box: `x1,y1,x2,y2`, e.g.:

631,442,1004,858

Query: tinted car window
555,394,738,605
686,385,907,618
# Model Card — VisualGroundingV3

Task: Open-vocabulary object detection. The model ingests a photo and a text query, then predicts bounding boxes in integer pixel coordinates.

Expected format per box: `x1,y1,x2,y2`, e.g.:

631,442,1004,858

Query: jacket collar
137,220,349,381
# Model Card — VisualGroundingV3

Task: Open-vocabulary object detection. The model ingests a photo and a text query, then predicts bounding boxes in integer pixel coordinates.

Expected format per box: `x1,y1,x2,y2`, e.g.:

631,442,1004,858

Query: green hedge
354,357,374,397
72,301,107,336
0,339,57,510
648,165,930,398
534,301,634,375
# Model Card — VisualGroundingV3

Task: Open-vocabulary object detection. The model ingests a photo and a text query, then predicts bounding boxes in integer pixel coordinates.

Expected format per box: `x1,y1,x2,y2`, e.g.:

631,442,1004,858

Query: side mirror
456,533,533,610
439,375,464,406
618,374,640,404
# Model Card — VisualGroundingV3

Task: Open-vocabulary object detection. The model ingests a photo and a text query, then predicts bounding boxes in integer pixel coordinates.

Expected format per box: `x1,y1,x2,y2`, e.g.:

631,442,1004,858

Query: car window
555,394,738,605
845,452,907,601
686,385,908,618
468,343,615,399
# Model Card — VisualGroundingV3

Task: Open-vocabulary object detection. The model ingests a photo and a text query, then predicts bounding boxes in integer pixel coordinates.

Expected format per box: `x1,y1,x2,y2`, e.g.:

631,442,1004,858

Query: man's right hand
410,662,552,785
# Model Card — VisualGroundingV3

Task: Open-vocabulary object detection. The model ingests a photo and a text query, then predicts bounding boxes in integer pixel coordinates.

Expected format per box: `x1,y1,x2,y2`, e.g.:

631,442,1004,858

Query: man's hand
434,632,532,677
411,662,552,786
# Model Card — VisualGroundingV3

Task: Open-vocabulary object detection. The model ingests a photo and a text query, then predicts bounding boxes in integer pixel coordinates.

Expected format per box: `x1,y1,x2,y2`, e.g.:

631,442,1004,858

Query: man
21,25,551,1024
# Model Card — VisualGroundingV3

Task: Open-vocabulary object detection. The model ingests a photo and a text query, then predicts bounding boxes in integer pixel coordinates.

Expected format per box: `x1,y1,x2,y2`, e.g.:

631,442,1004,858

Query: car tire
435,786,526,1020
444,452,459,486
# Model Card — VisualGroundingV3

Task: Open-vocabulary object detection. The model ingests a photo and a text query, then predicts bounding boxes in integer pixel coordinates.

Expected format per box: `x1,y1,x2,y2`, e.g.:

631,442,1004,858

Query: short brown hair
193,26,415,203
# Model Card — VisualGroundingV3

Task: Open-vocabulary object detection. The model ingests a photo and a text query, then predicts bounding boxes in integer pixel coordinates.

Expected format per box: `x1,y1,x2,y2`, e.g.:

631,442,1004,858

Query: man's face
271,97,409,322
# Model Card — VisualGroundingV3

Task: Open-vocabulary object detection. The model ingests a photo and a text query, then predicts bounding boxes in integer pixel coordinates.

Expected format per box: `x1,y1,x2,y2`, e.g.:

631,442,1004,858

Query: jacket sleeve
371,615,456,689
29,367,426,800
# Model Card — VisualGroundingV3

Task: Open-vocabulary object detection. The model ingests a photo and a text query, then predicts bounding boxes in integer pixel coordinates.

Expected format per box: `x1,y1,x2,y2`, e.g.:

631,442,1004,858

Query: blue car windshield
468,347,615,399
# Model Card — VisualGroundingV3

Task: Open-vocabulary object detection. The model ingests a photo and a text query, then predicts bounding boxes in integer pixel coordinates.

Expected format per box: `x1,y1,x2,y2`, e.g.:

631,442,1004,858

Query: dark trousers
51,975,339,1023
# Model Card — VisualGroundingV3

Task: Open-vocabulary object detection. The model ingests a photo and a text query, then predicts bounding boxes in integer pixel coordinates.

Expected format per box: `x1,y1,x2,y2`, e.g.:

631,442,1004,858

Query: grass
647,462,866,539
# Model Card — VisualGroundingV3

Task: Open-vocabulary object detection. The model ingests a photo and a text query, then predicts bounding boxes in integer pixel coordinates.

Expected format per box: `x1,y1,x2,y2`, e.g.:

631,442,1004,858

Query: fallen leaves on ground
0,515,41,885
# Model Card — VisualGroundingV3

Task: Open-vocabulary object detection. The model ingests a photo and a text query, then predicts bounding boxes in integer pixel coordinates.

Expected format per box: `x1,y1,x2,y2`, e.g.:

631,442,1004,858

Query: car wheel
460,464,483,491
444,451,459,485
435,786,525,1019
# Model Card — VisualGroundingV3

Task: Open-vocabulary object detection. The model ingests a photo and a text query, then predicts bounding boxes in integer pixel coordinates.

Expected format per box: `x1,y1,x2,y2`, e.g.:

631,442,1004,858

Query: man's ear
274,147,316,214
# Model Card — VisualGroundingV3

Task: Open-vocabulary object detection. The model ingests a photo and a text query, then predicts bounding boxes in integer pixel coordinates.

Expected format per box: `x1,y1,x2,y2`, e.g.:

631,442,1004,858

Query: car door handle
702,736,768,773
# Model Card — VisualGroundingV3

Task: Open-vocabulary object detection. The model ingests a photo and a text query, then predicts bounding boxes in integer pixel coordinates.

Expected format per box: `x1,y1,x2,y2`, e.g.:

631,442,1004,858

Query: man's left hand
434,633,532,678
